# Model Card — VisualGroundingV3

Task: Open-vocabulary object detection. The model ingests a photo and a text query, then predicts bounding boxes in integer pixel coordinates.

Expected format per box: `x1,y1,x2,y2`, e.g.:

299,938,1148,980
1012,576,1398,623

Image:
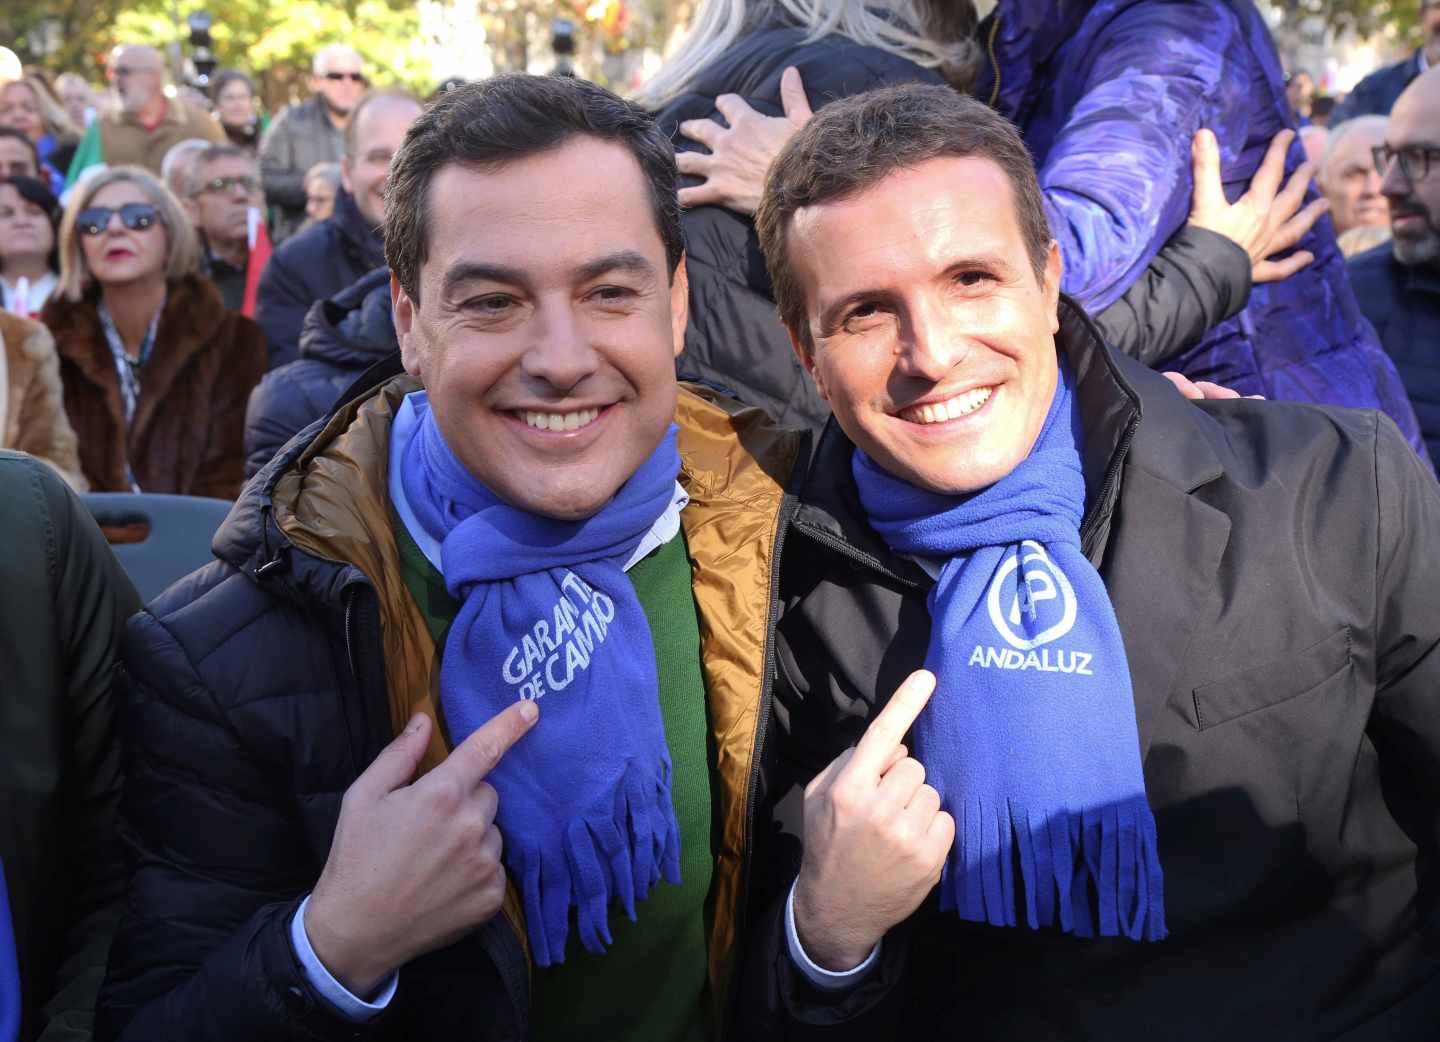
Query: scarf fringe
942,795,1167,942
512,759,683,966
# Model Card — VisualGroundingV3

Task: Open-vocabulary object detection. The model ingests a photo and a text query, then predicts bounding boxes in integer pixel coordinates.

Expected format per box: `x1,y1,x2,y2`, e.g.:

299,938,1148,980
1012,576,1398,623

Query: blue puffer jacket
242,266,394,478
978,0,1428,460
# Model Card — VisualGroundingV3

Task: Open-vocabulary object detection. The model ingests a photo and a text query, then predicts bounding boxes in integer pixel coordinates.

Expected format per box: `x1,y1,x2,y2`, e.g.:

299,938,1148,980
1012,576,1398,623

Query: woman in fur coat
41,166,266,499
0,310,84,489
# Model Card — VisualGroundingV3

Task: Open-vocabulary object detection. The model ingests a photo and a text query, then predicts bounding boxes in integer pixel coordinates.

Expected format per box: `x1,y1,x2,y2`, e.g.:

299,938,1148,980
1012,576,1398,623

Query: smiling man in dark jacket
741,84,1440,1040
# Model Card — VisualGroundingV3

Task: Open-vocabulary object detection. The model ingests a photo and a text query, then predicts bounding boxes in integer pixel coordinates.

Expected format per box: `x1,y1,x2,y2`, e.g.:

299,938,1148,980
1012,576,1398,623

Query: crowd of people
3,0,1440,1039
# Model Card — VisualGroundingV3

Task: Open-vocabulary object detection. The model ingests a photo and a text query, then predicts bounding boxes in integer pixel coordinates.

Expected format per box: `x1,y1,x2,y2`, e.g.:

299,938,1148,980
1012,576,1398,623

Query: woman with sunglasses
40,165,266,498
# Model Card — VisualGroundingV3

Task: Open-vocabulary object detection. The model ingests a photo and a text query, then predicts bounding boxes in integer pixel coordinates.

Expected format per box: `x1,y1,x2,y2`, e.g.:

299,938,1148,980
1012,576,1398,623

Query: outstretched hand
676,65,814,214
1187,127,1329,284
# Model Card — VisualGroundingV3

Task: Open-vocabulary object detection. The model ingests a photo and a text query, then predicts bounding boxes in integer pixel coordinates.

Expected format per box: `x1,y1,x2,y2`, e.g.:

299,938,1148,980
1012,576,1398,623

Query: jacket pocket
1192,627,1352,731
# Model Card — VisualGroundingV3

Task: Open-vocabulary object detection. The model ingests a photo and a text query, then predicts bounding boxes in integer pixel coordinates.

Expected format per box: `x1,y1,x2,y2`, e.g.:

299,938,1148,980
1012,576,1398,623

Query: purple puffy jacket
978,0,1427,460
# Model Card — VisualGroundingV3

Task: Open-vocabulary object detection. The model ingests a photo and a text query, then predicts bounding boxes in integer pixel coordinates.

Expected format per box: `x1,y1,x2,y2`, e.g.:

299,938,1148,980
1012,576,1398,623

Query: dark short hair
0,174,61,271
385,73,683,301
344,88,422,157
0,127,42,173
755,84,1051,350
210,68,256,102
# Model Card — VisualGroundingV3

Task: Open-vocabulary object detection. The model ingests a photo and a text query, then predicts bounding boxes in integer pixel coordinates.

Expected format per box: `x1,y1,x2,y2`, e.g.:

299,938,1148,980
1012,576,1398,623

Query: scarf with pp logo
400,396,683,965
852,360,1165,942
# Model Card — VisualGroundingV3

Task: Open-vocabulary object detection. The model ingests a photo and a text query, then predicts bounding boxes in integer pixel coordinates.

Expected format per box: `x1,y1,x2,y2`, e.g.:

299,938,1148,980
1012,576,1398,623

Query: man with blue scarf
97,75,803,1041
741,84,1440,1039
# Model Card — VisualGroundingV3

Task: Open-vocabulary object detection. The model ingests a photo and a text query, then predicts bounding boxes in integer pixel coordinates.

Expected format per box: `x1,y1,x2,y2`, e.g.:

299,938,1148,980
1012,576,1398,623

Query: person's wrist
303,891,395,999
792,871,879,972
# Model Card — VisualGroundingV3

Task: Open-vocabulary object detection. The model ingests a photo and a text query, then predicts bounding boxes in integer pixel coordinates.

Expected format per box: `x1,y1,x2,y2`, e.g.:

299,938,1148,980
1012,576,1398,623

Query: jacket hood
329,187,387,271
297,266,397,368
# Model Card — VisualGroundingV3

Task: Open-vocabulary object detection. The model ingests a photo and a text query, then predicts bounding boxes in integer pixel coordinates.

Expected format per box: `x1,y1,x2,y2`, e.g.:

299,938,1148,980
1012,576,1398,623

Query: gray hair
160,138,214,199
186,144,256,197
1319,114,1388,185
313,44,364,77
633,0,979,108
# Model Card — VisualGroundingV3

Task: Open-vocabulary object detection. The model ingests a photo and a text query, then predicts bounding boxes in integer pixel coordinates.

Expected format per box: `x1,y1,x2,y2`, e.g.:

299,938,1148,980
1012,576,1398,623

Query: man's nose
522,302,600,392
896,298,967,380
1381,161,1410,200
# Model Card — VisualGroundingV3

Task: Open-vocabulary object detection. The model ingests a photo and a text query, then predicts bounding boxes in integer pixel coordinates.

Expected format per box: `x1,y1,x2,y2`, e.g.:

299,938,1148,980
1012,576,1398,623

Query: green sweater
395,519,713,1042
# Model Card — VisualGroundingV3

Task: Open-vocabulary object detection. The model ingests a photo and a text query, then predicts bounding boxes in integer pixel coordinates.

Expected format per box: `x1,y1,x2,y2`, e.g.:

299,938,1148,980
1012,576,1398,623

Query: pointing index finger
439,700,539,785
851,670,937,778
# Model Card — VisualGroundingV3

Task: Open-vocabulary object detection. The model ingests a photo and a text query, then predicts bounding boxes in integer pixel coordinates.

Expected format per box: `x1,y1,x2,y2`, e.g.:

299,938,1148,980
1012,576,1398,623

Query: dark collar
791,296,1225,577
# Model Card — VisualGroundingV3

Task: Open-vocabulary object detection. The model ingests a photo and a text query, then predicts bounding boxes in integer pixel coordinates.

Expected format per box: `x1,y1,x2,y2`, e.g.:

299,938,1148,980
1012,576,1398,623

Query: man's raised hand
793,670,954,971
305,703,538,997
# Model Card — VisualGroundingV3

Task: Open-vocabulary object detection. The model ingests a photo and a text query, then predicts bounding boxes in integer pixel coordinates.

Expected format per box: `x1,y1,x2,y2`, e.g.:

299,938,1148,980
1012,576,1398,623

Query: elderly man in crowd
183,144,263,310
76,45,223,177
254,88,420,367
259,44,368,242
1350,67,1440,468
741,83,1440,1039
1319,116,1390,237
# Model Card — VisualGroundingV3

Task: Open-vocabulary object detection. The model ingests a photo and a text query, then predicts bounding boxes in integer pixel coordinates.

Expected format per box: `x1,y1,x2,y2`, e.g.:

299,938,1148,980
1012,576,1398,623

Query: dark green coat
0,451,138,1041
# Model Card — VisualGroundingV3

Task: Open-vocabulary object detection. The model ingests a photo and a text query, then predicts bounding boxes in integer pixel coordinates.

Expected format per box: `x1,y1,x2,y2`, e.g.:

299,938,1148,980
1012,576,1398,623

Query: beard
1390,200,1440,268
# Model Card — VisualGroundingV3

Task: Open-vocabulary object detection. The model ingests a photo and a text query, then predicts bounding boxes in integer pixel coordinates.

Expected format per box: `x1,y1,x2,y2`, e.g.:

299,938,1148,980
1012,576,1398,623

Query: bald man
1349,66,1440,467
260,44,370,242
91,44,224,175
1320,116,1390,236
254,90,422,368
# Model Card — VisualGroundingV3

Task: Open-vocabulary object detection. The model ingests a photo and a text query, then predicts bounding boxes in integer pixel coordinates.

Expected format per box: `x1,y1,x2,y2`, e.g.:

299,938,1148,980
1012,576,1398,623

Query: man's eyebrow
574,249,656,283
441,261,529,297
439,250,657,298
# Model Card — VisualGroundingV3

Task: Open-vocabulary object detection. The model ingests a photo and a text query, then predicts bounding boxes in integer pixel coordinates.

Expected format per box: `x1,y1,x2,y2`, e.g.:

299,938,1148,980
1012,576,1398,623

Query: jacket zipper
729,490,796,1034
1079,413,1141,548
986,11,1002,109
793,521,925,589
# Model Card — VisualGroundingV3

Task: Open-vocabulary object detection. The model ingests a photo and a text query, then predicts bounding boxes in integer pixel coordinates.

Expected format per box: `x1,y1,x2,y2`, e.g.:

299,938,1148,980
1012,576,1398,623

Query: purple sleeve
1040,0,1246,312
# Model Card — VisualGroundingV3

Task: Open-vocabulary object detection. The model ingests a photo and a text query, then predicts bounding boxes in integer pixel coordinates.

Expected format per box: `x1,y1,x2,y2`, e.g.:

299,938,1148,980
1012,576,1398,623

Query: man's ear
669,254,690,358
392,271,423,379
1042,239,1063,335
788,325,828,402
340,155,354,195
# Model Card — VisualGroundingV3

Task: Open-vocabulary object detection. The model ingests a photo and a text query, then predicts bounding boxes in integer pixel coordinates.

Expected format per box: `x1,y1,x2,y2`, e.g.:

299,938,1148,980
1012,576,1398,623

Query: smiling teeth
521,408,600,432
902,387,994,424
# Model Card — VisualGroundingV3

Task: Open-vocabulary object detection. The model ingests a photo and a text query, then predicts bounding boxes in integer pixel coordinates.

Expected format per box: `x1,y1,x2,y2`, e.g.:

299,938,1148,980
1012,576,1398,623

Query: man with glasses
255,89,421,367
184,145,264,310
1350,66,1440,468
72,44,224,180
260,44,370,243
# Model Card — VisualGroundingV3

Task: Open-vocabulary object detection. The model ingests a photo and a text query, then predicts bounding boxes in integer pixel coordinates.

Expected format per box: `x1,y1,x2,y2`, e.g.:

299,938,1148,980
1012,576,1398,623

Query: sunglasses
76,202,162,237
195,174,261,196
323,71,368,84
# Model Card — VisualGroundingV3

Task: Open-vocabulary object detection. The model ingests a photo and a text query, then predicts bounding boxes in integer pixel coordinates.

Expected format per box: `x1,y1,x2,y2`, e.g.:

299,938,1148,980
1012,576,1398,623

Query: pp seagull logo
986,540,1078,650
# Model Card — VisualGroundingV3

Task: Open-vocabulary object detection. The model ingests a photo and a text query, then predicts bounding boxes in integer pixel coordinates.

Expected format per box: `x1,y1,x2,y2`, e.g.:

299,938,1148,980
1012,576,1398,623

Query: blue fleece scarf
400,398,683,966
0,859,18,1042
852,360,1165,941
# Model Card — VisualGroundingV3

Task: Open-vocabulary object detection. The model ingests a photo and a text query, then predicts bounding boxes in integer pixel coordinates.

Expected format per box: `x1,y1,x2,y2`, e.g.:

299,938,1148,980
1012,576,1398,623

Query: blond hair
633,0,977,108
1,75,82,145
56,165,199,302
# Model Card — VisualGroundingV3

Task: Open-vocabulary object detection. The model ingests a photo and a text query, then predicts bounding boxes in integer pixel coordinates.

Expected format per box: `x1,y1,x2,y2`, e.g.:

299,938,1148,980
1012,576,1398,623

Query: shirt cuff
289,894,398,1021
784,880,881,990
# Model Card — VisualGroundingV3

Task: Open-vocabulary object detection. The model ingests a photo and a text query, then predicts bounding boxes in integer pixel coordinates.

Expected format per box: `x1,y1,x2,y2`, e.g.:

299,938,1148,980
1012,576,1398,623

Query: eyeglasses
195,174,261,196
1372,144,1440,184
76,202,162,236
323,71,368,84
